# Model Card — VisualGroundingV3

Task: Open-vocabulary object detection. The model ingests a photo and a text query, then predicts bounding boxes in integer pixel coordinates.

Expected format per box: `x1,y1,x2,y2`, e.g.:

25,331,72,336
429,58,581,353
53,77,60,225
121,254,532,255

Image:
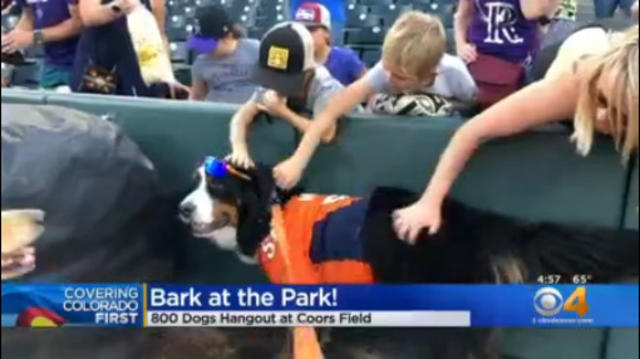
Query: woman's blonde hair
381,11,446,79
572,26,639,162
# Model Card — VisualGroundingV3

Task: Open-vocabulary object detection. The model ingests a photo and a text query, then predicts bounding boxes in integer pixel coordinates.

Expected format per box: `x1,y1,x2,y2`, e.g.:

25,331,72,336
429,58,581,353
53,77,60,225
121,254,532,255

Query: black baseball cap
250,22,316,97
188,5,233,54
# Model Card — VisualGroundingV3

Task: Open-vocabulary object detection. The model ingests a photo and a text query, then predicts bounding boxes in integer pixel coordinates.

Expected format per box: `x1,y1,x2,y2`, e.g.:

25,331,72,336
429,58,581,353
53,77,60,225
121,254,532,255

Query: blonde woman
393,26,639,243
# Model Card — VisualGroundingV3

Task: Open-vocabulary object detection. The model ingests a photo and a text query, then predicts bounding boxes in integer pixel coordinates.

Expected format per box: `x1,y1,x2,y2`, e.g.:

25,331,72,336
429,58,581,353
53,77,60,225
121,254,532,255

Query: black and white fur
179,161,638,358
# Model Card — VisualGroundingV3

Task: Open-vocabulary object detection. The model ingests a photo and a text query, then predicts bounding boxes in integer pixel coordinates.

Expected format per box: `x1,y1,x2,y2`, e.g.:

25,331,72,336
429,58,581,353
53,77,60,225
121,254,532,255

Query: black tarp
1,104,181,282
1,104,192,359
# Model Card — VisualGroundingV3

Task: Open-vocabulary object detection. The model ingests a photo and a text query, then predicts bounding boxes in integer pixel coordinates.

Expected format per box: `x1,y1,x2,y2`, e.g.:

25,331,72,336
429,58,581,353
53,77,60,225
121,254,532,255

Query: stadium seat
254,13,286,29
344,26,385,45
345,13,383,29
229,0,254,18
167,15,189,41
358,0,393,7
194,0,216,6
417,0,455,28
184,5,196,18
169,41,189,63
247,27,266,39
361,48,381,68
1,14,19,31
370,4,414,27
257,3,287,18
237,12,257,27
345,4,369,24
396,0,430,7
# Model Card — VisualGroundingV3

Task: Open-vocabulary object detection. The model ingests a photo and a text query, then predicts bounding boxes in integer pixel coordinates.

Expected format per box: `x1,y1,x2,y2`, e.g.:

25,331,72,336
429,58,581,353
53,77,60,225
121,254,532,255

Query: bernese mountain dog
179,156,638,358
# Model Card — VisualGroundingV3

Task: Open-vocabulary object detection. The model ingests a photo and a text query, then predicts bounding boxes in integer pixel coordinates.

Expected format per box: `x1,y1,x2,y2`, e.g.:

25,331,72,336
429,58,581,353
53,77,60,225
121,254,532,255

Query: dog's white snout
179,201,195,222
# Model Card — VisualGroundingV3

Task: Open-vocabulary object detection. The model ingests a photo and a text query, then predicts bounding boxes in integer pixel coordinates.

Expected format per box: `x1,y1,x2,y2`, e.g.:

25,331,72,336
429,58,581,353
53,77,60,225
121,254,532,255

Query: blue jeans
594,0,636,18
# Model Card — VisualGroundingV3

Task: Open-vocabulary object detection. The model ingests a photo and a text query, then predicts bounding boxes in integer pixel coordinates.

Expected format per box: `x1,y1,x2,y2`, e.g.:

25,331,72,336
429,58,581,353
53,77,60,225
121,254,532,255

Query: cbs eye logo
534,287,590,317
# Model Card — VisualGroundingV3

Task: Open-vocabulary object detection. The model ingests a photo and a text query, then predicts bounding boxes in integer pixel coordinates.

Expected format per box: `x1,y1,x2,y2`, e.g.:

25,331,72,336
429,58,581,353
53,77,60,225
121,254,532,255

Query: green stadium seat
345,13,383,29
167,15,189,41
359,0,393,6
169,41,189,63
361,48,381,67
371,4,414,27
344,26,385,45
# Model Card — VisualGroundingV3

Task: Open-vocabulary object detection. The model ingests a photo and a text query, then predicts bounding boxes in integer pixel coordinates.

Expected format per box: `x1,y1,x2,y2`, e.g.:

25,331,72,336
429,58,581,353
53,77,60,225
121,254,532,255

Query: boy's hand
273,157,303,190
257,90,289,119
226,150,255,170
456,42,478,64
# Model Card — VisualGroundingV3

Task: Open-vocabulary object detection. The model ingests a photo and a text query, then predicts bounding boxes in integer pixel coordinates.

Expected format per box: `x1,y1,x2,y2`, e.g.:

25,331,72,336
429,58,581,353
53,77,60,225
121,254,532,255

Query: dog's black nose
179,202,195,219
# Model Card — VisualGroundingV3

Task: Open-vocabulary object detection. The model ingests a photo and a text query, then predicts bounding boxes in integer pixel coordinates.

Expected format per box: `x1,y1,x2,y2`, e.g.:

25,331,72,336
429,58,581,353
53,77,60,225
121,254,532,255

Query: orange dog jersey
258,194,375,284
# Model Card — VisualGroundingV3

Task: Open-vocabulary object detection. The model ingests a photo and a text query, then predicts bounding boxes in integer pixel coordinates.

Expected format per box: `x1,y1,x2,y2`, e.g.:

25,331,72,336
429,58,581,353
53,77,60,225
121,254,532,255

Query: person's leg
39,65,73,89
594,0,619,18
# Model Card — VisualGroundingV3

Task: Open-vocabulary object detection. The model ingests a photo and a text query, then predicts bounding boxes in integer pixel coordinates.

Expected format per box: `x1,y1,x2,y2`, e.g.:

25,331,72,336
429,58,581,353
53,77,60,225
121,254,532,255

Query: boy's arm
229,101,261,167
273,78,374,189
190,80,207,101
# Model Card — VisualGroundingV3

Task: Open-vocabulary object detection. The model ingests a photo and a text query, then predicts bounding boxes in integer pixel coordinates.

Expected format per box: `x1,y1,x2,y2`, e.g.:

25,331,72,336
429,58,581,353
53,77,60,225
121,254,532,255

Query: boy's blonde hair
572,26,639,163
382,11,447,79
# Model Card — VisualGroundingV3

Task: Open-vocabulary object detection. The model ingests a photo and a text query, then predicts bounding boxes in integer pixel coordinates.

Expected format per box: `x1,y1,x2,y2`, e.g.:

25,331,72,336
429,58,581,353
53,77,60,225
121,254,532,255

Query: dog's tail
518,223,638,283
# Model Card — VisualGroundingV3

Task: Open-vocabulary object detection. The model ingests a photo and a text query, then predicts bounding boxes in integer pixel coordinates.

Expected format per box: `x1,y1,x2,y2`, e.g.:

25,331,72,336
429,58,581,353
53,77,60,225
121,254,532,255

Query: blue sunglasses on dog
204,156,251,181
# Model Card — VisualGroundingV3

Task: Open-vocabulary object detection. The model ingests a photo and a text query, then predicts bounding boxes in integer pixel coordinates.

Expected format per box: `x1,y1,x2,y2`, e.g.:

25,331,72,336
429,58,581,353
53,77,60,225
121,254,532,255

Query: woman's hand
273,156,304,190
456,42,478,64
392,198,442,245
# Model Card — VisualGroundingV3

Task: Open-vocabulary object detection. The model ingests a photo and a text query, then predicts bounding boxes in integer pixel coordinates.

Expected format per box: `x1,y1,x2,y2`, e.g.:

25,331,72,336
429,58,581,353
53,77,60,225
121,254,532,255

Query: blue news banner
1,284,637,328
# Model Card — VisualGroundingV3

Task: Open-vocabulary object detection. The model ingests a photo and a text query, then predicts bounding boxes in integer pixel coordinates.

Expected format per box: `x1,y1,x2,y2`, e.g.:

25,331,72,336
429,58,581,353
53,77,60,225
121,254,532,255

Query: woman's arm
78,0,134,27
520,0,561,20
393,74,580,242
426,75,578,205
454,0,477,63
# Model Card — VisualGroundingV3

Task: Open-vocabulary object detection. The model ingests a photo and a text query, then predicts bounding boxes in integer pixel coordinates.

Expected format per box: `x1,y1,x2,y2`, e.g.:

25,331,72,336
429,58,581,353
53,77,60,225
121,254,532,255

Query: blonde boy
274,11,477,188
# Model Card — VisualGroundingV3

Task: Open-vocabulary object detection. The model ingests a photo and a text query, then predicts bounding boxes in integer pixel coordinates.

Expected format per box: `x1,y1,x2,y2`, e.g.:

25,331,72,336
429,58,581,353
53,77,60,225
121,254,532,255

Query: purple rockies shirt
16,0,79,68
468,0,539,64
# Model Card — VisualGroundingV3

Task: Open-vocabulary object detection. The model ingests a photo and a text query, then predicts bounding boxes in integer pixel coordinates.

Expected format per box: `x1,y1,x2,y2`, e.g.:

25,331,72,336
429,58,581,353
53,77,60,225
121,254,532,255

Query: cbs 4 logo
534,287,590,317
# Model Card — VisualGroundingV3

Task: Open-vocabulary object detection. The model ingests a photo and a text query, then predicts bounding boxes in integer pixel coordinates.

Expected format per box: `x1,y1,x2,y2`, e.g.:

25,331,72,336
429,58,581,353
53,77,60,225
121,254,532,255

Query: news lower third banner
1,284,637,328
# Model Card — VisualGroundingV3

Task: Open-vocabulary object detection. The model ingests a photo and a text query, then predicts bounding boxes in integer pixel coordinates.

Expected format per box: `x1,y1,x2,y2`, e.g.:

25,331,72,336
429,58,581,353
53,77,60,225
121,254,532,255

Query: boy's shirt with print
250,66,349,116
365,54,477,102
191,38,260,104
